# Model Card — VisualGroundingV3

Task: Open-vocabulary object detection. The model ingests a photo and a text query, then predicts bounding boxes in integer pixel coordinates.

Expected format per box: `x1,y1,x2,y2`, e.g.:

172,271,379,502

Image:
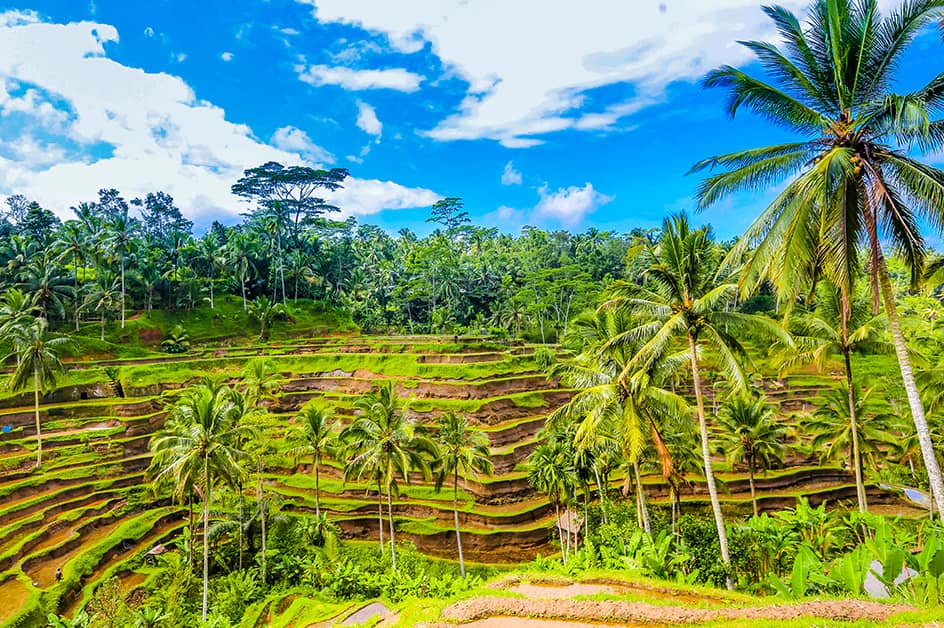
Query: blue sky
0,0,941,238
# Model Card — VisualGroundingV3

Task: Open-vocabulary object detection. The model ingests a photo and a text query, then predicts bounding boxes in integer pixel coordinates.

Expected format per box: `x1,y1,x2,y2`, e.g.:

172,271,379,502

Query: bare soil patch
440,596,912,625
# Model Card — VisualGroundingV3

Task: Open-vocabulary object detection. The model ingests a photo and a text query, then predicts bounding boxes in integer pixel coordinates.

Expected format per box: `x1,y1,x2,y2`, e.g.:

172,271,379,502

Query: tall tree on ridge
693,0,944,517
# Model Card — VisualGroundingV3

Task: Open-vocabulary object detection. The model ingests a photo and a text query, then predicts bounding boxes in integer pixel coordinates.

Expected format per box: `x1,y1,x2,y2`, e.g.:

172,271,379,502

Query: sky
0,0,941,238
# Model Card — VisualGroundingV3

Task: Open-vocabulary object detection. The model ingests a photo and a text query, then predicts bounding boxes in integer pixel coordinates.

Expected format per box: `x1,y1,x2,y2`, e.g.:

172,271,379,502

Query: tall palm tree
289,403,340,520
225,230,257,311
716,395,786,516
693,0,944,517
241,358,284,407
433,411,492,577
341,382,436,570
105,209,138,329
805,383,898,486
5,318,68,469
547,308,688,535
782,282,889,511
83,270,121,342
0,288,39,364
53,221,88,331
604,214,789,588
527,439,578,564
149,380,254,622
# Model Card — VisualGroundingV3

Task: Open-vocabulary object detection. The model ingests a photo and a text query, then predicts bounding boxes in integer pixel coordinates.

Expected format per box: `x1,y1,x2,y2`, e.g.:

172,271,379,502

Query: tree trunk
238,490,244,572
554,502,566,563
454,473,465,577
748,460,758,517
314,453,321,520
100,311,105,342
202,457,210,623
120,256,126,329
377,479,384,554
74,252,80,332
386,483,397,571
688,332,733,589
33,367,42,469
208,266,214,310
633,461,651,535
241,270,248,311
843,349,868,513
259,471,267,585
874,250,944,519
593,463,608,525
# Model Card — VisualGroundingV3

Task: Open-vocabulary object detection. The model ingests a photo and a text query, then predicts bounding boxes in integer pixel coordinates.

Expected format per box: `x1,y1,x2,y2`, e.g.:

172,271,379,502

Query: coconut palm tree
782,282,889,511
693,0,944,517
241,358,284,407
547,308,688,535
0,288,39,364
148,379,254,622
247,295,285,342
527,438,578,563
433,411,492,577
341,381,436,571
104,208,138,329
5,318,68,469
289,403,340,520
604,213,789,588
716,394,786,516
83,271,121,342
805,383,898,486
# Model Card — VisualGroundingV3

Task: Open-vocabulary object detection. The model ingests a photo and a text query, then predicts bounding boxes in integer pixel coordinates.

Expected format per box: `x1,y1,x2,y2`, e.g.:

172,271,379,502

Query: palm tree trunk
202,457,210,623
241,269,248,311
314,453,321,520
554,502,566,563
238,490,244,572
120,256,125,329
74,252,80,332
377,478,384,554
874,251,944,519
259,471,267,585
386,483,397,571
454,473,465,577
843,349,867,513
688,332,733,589
208,266,214,309
188,495,194,568
33,367,42,469
748,459,758,517
100,311,105,342
633,461,651,535
593,463,608,525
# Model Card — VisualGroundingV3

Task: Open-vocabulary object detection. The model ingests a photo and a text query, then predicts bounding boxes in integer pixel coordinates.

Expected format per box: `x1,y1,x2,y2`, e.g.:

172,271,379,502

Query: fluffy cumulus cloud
296,63,423,92
355,100,382,137
271,125,335,165
534,182,613,226
0,11,437,222
501,161,521,185
302,0,814,146
220,51,234,62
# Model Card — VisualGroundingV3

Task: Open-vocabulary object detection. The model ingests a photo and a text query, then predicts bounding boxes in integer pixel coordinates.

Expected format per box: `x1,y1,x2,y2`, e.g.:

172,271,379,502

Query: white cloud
221,51,234,62
173,52,187,63
143,25,155,38
355,100,382,137
271,125,335,165
0,16,439,222
303,0,812,146
534,182,613,226
297,63,423,92
501,161,521,185
277,26,301,36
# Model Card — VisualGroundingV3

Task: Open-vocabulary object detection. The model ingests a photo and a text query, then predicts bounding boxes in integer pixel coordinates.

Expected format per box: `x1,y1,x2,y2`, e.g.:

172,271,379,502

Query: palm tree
148,380,254,622
433,411,492,577
83,271,121,342
104,209,138,329
247,295,285,342
716,395,786,516
693,0,944,517
805,383,898,487
527,439,578,564
241,358,284,406
225,230,257,311
0,288,39,364
341,381,436,571
547,308,688,535
782,282,889,511
289,403,340,520
6,318,68,469
604,214,789,588
21,253,74,322
53,221,88,331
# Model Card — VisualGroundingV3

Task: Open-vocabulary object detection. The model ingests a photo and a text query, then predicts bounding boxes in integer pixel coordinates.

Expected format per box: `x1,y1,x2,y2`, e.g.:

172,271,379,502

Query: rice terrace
4,0,944,626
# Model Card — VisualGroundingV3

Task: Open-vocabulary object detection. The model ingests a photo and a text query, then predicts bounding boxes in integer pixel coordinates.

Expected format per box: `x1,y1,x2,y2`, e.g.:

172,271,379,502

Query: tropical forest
4,0,944,626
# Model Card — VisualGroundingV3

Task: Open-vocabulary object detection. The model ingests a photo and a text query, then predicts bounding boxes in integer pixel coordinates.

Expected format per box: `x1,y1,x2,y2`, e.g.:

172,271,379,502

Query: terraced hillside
0,334,921,625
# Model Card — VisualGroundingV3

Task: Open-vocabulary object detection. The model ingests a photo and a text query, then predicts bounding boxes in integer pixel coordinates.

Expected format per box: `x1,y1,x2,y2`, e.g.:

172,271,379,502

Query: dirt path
341,601,391,625
439,596,912,625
